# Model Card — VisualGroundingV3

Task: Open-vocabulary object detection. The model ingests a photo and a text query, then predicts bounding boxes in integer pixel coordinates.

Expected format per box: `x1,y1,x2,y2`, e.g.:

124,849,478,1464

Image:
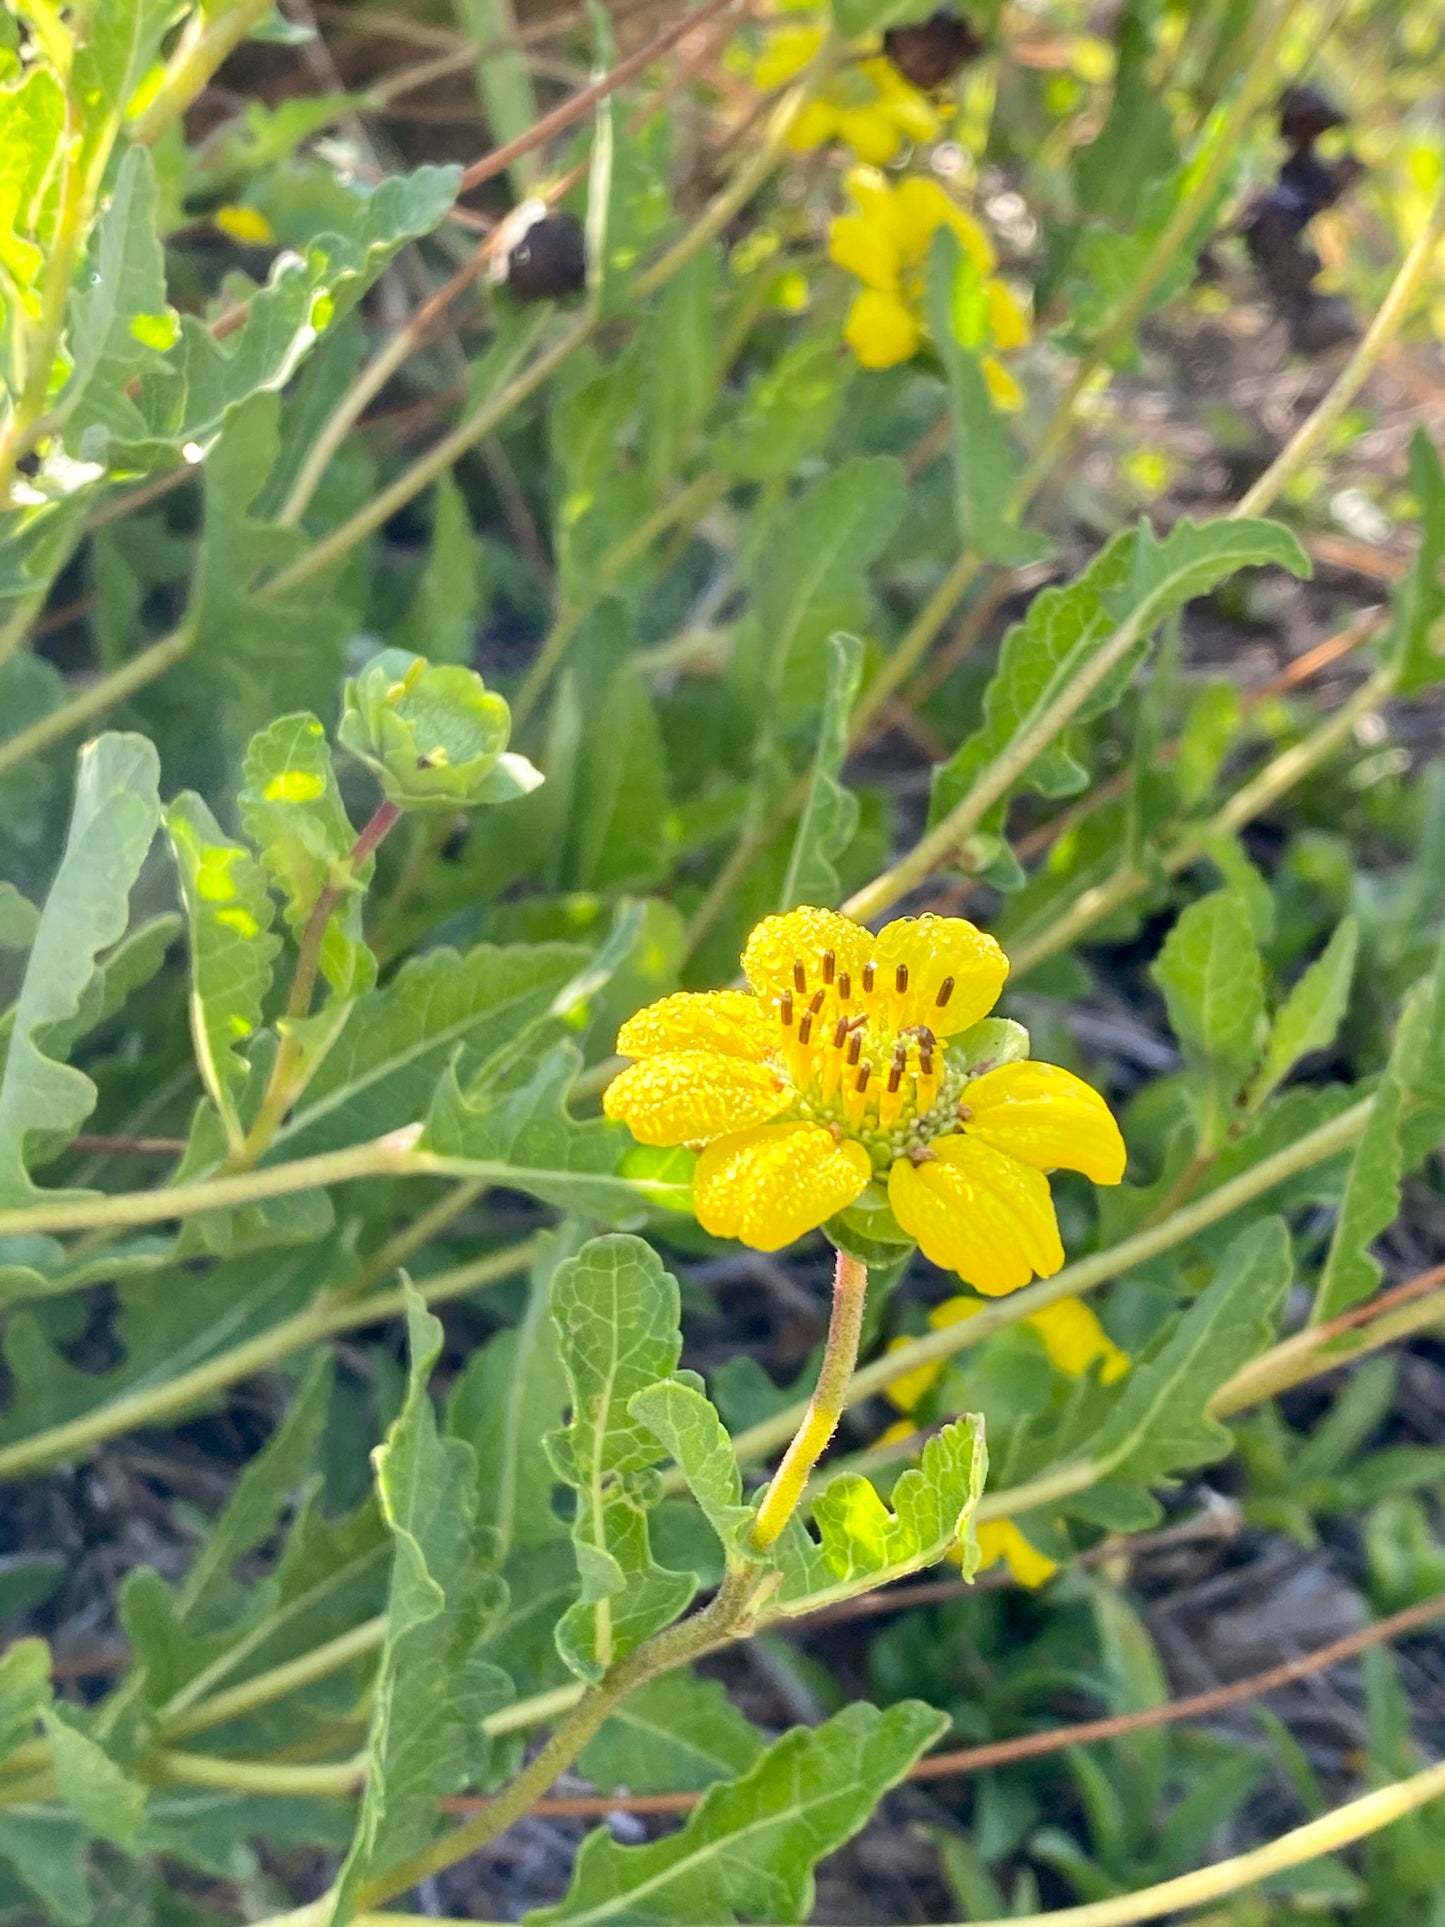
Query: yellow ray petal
982,353,1025,412
602,1051,790,1147
834,105,904,165
962,1061,1127,1183
616,989,774,1061
694,1121,870,1251
1026,1296,1129,1384
874,913,1009,1035
753,22,825,88
843,287,921,367
828,212,902,291
888,1134,1063,1294
976,1518,1058,1587
741,907,871,1005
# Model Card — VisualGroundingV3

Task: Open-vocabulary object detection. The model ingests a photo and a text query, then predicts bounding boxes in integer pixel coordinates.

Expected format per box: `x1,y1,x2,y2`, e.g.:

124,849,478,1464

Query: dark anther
863,961,876,993
809,989,826,1016
793,959,807,993
833,1017,849,1049
916,1024,936,1049
920,1049,934,1076
936,976,955,1006
907,1143,938,1165
956,1102,973,1121
887,1064,903,1093
798,1013,813,1045
855,1064,871,1092
846,1032,862,1066
895,962,909,994
780,990,793,1026
822,948,835,984
837,971,851,1000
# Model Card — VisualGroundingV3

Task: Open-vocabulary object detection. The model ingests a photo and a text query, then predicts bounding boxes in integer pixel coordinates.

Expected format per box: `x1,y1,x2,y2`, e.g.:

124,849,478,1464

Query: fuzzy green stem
354,1560,762,1909
164,1616,389,1742
230,800,403,1172
751,1248,868,1550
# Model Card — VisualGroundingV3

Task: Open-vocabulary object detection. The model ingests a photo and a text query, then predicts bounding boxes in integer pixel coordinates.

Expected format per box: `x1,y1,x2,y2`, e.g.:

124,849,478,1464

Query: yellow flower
603,907,1126,1289
827,167,1030,389
753,22,940,165
884,1292,1128,1413
976,1518,1058,1588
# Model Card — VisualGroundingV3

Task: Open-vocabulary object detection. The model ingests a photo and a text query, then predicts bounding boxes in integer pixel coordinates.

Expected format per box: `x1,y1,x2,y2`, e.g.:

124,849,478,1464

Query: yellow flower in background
976,1518,1058,1588
829,166,1030,391
749,18,939,165
603,906,1125,1291
883,1292,1129,1412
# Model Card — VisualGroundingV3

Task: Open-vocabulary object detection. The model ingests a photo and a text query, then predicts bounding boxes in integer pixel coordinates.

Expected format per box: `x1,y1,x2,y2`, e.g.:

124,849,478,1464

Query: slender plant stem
752,1248,869,1548
841,572,1202,921
353,1560,761,1908
0,1236,537,1482
1007,661,1398,977
149,1749,366,1796
0,627,193,781
1233,183,1445,520
260,309,567,603
164,1616,389,1743
707,1097,1371,1484
942,1758,1445,1927
130,0,276,145
230,801,403,1171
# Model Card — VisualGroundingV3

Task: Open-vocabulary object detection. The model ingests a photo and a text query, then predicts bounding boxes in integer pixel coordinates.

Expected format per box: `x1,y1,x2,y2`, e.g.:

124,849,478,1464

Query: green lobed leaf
59,145,177,462
780,1415,987,1608
1151,889,1266,1141
578,1671,765,1796
1081,1218,1293,1522
529,1698,949,1925
238,711,373,1005
422,1039,655,1221
273,938,591,1160
630,1378,757,1558
929,518,1310,845
124,166,460,466
0,884,39,951
165,791,281,1151
779,630,863,910
447,1224,579,1560
328,1292,509,1921
546,1235,698,1681
1247,917,1358,1110
562,606,674,894
1313,932,1445,1320
43,1707,147,1852
0,734,161,1209
0,1638,48,1763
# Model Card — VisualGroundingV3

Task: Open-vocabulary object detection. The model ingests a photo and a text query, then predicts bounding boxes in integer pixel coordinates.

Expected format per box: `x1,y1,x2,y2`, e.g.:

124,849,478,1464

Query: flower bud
338,648,542,813
882,8,984,91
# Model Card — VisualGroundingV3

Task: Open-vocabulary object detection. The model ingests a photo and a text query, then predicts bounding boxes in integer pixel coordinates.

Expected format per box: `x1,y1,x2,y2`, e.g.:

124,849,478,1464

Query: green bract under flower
338,649,542,813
